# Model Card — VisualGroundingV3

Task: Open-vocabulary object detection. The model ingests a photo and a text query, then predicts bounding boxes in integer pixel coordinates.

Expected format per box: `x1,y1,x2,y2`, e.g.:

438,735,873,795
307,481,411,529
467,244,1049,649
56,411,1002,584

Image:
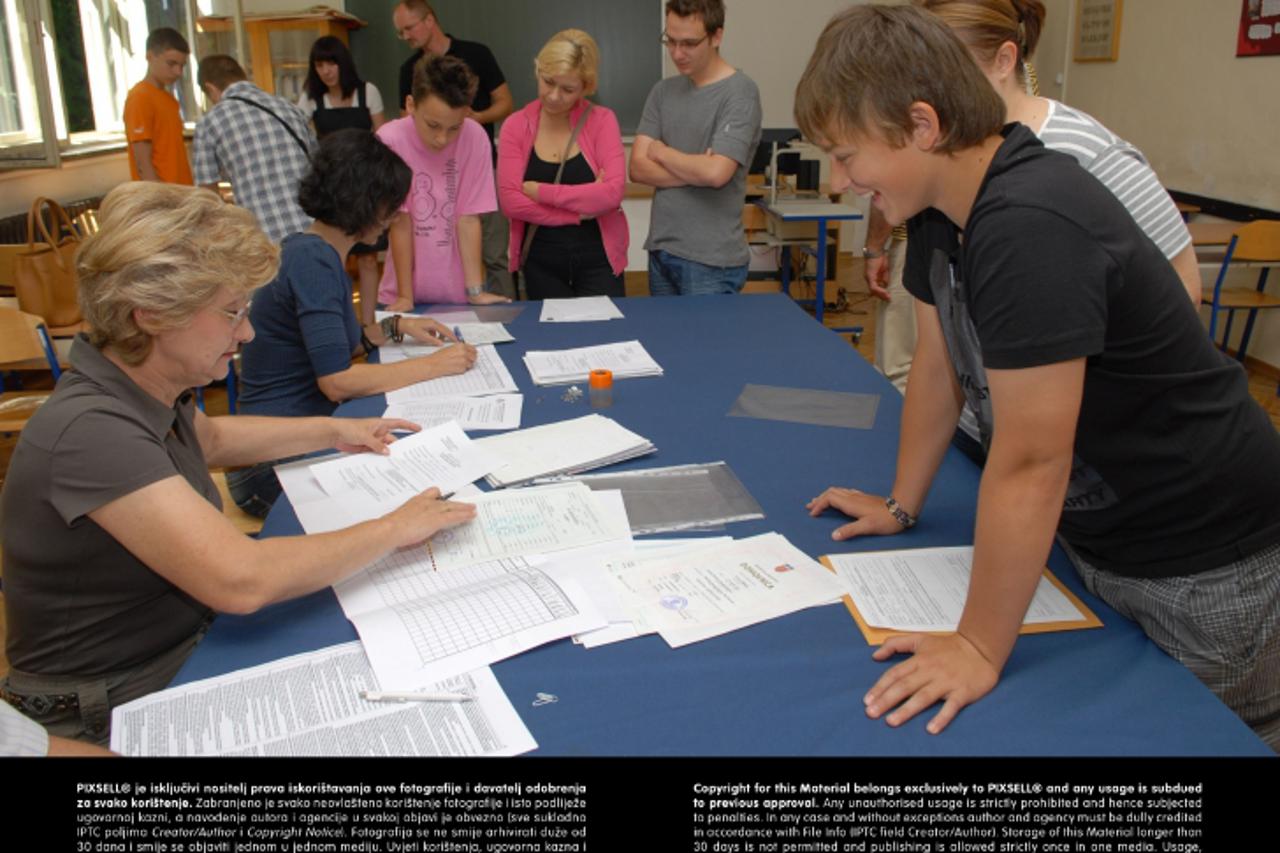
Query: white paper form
385,344,519,401
522,340,663,386
426,482,632,572
610,533,846,647
309,421,498,523
825,546,1084,632
538,295,624,322
109,642,535,757
383,394,523,431
335,553,605,690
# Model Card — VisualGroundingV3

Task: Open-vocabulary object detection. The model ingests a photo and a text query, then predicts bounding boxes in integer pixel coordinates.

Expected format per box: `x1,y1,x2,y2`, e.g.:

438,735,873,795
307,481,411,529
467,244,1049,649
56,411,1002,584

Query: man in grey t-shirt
630,0,762,295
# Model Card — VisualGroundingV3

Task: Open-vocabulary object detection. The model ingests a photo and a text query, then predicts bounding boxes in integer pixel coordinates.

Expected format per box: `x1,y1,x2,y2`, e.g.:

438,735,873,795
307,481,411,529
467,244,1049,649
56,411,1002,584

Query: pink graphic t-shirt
376,116,497,304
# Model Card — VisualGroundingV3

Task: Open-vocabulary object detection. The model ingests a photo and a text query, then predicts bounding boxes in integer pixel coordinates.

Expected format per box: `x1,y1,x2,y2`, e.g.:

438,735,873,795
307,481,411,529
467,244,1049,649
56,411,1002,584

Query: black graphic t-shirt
904,124,1280,578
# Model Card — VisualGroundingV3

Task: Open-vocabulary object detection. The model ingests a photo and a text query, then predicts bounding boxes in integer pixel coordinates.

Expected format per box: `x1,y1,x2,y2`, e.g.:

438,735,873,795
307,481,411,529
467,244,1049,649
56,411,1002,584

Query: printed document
385,344,518,401
379,325,514,364
825,546,1087,632
424,482,632,572
335,553,605,689
110,642,535,757
610,533,845,647
307,421,497,523
383,393,522,432
539,295,624,322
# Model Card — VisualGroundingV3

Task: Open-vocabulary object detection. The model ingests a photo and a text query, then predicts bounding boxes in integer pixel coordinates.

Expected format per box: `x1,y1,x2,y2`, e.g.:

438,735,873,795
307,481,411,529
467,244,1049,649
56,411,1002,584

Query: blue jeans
226,455,302,519
648,250,748,296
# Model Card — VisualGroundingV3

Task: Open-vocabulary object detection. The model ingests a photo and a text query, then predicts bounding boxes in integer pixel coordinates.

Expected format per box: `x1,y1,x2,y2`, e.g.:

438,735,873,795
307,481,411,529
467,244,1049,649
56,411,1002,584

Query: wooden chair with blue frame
1202,219,1280,363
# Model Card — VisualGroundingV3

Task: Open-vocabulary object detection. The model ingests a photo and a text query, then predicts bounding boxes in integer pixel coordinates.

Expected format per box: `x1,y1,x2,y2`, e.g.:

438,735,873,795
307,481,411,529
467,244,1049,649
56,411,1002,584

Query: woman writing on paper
233,129,478,516
497,29,628,299
0,182,476,745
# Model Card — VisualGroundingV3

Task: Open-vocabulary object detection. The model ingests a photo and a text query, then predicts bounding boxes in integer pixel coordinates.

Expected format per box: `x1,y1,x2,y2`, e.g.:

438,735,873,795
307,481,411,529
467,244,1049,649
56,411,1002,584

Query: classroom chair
1202,220,1280,363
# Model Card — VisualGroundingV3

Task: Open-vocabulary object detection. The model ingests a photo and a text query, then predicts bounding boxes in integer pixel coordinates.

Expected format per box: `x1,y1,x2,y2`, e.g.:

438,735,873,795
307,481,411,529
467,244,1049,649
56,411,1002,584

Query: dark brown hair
917,0,1046,81
197,54,247,91
666,0,726,34
411,54,477,109
795,4,1005,154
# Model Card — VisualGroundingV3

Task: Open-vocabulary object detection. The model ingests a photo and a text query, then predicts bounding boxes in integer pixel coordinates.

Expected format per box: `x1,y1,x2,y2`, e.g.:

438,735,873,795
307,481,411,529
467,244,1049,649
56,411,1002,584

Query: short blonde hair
77,183,279,365
535,29,599,96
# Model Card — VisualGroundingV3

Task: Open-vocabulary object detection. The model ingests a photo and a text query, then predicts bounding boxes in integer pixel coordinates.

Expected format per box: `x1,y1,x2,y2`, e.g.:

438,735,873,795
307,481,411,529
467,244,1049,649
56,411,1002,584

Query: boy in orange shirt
123,28,193,184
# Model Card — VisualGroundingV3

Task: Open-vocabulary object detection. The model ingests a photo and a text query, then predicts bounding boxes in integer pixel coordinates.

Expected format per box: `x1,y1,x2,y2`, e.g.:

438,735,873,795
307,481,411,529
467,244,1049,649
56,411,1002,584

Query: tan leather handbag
14,197,83,331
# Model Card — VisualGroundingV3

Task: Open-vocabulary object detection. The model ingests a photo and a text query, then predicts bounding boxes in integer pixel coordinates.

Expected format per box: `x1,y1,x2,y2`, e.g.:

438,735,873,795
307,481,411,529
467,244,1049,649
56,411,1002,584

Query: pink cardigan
497,99,629,276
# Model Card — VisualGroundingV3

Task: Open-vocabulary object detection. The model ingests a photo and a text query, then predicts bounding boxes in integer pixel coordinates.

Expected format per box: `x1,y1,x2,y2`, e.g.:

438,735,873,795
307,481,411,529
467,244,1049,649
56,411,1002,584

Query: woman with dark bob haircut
0,182,476,744
298,35,386,136
232,129,478,517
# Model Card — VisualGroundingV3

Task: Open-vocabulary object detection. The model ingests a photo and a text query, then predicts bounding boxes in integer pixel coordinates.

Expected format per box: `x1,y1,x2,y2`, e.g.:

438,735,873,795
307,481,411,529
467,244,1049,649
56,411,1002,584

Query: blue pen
453,325,464,342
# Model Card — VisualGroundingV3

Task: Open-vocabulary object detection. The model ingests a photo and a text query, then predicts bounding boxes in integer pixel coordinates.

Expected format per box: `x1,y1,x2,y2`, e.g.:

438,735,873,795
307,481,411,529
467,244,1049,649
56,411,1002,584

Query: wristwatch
862,244,886,260
465,284,484,298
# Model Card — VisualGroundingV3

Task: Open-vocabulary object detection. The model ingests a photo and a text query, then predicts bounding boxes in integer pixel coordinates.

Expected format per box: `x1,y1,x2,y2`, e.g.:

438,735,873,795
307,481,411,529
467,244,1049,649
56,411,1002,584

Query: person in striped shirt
865,0,1200,399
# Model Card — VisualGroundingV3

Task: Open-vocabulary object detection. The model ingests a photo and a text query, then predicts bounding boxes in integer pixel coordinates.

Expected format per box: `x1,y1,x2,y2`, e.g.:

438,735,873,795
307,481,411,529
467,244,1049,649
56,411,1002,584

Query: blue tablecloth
177,294,1269,756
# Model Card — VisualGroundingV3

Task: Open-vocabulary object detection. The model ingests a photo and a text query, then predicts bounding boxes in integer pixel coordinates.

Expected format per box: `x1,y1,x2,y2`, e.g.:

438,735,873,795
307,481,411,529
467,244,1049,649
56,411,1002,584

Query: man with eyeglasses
631,0,761,296
392,0,516,299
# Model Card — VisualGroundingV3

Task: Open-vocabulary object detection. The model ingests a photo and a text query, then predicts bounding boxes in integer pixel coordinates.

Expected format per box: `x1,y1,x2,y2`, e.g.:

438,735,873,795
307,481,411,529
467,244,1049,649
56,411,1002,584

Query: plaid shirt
193,81,316,242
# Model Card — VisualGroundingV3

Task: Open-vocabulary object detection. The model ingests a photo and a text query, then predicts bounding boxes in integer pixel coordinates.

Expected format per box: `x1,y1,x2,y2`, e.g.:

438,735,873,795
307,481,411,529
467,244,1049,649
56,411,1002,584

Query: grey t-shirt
638,70,762,267
1,335,217,677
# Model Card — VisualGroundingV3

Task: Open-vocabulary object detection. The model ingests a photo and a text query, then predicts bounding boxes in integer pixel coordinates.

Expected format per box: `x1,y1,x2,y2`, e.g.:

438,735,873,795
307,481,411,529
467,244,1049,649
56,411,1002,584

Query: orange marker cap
589,369,613,389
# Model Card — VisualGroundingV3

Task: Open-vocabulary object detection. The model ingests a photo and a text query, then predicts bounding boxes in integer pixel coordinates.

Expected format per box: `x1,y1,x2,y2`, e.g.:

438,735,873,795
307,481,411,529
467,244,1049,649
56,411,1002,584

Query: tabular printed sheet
825,546,1089,633
426,483,632,572
309,421,498,522
336,553,604,689
610,533,846,647
383,394,523,432
109,642,535,757
385,345,518,401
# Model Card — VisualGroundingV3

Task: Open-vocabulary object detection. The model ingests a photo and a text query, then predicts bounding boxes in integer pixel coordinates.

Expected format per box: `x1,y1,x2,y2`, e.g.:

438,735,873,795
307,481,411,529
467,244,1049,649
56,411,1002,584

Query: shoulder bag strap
520,103,594,267
226,95,311,155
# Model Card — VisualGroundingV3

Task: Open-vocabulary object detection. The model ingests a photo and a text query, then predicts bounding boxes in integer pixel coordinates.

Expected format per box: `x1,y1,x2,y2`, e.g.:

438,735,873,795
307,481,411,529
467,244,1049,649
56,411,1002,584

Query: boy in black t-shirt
796,4,1280,748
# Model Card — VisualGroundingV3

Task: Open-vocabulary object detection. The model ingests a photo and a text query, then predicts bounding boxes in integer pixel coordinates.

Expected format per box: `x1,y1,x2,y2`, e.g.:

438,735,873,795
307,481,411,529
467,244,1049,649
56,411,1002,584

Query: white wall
1039,0,1280,367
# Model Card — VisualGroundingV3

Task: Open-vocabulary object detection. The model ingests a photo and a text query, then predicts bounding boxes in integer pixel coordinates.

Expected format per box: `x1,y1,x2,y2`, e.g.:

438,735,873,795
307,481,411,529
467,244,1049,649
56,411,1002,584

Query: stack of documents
539,295,624,322
475,414,656,488
385,344,519,400
523,340,663,386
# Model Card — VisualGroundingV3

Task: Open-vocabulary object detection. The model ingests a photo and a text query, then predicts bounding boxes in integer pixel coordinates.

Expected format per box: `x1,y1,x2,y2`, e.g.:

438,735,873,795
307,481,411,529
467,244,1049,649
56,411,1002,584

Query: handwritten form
385,344,519,401
425,483,633,572
110,642,535,757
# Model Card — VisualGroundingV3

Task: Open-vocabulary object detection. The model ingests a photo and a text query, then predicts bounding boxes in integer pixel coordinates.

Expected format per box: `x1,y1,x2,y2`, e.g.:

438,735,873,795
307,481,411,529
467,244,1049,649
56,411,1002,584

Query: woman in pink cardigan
497,29,628,299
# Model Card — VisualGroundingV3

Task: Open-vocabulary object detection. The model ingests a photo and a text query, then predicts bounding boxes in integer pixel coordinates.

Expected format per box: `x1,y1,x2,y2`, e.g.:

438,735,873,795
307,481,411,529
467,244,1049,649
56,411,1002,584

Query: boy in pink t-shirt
376,54,507,308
